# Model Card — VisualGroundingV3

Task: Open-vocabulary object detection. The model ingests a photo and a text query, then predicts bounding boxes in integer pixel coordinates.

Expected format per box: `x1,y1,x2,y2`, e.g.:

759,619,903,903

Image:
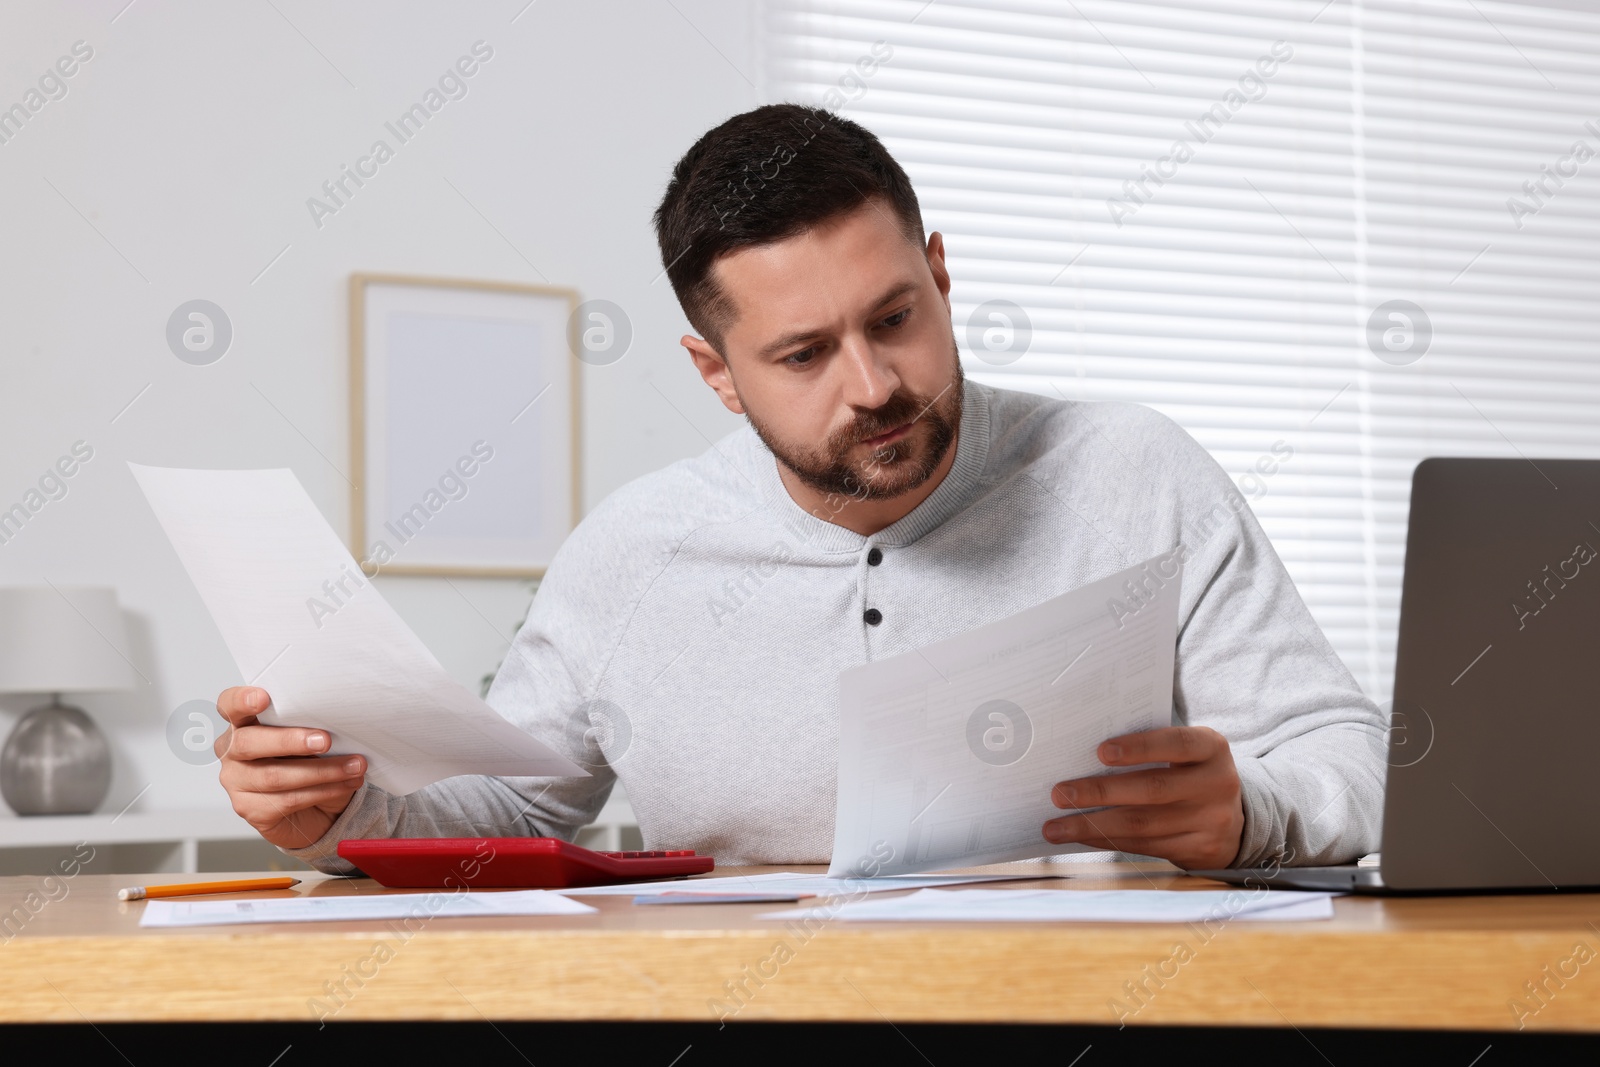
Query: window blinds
763,0,1600,700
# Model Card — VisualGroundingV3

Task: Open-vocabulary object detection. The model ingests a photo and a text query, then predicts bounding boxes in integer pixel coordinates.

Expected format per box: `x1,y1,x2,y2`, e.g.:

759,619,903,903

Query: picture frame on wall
349,273,581,578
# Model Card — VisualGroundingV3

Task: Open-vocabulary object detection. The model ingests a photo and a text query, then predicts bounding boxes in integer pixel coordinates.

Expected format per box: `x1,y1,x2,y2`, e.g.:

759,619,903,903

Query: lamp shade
0,587,136,693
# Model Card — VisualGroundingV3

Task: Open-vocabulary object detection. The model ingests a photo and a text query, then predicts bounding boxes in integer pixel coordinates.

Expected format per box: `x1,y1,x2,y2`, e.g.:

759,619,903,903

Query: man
215,104,1385,873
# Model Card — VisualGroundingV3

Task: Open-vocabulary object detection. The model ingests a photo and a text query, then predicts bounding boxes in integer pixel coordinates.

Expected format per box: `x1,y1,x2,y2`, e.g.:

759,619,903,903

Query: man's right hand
215,686,367,850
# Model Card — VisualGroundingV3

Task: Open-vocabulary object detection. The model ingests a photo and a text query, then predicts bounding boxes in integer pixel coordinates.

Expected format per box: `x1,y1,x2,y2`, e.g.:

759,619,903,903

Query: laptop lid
1380,458,1600,891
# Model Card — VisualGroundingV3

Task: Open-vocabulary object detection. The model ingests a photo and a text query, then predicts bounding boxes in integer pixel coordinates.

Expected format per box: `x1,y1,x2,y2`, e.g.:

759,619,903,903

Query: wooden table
4,862,1599,1032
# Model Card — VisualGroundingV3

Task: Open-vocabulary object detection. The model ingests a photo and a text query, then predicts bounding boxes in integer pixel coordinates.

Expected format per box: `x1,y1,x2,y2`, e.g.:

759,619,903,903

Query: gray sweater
286,380,1386,873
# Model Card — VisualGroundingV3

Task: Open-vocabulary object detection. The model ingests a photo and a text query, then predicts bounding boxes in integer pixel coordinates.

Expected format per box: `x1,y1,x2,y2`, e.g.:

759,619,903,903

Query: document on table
550,871,1043,899
759,888,1337,923
138,890,598,928
829,550,1182,877
130,464,588,794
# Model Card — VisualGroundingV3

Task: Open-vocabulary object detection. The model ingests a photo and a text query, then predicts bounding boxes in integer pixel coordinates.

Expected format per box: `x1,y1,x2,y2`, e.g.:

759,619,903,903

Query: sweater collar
750,378,993,553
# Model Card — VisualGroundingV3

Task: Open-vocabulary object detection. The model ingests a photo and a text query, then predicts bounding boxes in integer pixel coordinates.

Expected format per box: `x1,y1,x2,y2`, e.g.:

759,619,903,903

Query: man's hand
215,686,366,850
1043,725,1244,869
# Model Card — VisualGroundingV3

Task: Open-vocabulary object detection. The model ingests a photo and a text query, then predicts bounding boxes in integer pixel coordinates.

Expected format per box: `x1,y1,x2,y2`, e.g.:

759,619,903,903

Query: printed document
139,889,597,927
131,463,588,794
551,871,1040,898
760,887,1337,923
829,550,1181,877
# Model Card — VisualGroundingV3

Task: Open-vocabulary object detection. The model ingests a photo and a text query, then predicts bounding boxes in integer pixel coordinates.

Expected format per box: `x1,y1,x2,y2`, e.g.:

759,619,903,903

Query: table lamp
0,587,135,816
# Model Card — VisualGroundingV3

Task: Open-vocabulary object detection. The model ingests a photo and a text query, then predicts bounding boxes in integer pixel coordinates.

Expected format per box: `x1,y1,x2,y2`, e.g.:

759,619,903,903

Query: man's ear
926,231,951,313
683,334,745,415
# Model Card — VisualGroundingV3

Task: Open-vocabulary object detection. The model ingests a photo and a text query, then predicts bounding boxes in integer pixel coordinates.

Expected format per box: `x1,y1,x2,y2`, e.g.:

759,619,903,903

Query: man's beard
746,345,965,502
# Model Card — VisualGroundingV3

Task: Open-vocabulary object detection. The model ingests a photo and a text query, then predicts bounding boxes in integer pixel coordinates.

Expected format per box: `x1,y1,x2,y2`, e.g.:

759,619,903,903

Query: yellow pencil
117,877,301,901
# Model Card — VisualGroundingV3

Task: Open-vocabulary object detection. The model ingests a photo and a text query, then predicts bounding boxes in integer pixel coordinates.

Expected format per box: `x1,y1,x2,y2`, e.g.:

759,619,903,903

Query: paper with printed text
828,550,1182,877
139,889,597,927
759,887,1336,923
131,463,588,794
550,870,1038,898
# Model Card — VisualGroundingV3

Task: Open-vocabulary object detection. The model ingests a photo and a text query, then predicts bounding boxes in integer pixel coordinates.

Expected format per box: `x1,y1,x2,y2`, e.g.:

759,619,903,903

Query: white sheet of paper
829,551,1182,877
759,887,1337,923
550,871,1043,898
138,889,597,927
130,464,588,794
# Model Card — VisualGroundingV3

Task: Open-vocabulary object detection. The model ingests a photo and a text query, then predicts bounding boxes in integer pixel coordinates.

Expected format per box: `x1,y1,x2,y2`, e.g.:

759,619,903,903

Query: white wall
0,0,761,818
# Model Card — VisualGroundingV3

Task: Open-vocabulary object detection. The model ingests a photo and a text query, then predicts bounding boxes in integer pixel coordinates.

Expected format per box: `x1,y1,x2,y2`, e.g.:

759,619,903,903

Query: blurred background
0,0,1595,873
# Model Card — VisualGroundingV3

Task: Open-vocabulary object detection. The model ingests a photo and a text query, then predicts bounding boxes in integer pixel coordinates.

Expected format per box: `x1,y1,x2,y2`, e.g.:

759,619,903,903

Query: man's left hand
1043,725,1244,869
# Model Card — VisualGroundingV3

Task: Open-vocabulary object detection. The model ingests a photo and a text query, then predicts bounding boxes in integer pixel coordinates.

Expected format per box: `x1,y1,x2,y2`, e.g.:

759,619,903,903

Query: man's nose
837,334,900,411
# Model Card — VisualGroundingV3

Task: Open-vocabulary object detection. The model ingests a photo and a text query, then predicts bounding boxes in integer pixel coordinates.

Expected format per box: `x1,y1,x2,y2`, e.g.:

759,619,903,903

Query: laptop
1191,457,1600,894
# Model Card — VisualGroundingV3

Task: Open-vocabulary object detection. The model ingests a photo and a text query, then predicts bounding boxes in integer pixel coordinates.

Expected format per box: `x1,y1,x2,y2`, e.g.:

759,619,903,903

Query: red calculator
336,837,715,889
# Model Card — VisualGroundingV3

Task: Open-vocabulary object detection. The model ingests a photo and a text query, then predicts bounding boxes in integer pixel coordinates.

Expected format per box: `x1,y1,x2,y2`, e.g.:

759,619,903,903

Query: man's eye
881,308,911,328
784,347,817,367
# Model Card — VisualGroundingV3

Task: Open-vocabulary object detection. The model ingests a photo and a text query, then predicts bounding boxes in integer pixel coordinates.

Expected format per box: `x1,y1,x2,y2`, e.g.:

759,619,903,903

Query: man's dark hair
652,103,925,355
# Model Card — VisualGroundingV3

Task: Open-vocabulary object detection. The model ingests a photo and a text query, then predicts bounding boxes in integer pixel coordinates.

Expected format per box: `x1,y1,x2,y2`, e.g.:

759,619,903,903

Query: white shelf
0,807,255,848
0,791,639,871
0,807,260,873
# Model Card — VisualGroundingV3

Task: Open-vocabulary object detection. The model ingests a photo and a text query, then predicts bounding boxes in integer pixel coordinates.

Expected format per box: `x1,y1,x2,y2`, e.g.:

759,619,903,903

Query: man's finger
1052,765,1206,809
1042,828,1215,866
1098,725,1220,767
222,753,365,795
231,781,362,832
217,686,270,727
222,724,333,762
1043,802,1200,845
